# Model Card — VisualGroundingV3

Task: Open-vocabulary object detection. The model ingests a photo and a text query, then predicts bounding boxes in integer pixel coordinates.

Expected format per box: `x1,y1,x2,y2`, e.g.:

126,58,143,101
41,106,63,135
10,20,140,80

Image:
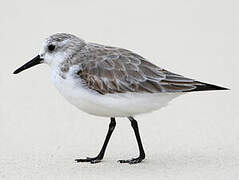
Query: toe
75,158,89,162
90,159,101,164
75,157,102,163
129,158,142,164
118,158,144,164
118,159,129,163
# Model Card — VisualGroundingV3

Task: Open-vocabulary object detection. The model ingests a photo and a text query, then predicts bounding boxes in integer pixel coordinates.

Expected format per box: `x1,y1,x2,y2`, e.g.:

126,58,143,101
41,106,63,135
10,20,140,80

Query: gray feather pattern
60,42,204,94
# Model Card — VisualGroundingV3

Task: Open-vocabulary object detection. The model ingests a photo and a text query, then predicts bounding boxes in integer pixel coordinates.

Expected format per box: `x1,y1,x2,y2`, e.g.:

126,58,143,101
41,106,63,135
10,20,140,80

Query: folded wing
76,44,227,94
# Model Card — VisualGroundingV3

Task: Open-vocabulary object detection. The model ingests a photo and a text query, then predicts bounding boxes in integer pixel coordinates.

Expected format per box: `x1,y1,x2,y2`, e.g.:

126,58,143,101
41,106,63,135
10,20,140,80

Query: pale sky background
0,0,239,179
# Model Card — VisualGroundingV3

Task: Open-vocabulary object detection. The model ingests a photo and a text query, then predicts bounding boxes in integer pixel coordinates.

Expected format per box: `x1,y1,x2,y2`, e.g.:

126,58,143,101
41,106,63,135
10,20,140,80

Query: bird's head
13,33,85,74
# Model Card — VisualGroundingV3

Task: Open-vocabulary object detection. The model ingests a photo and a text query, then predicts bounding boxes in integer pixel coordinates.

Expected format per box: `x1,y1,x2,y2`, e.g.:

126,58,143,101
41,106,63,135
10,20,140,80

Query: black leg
75,117,116,164
118,117,145,164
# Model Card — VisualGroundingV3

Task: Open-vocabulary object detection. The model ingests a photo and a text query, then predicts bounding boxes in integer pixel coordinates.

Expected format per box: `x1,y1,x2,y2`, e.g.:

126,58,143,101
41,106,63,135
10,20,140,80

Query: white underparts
52,65,183,117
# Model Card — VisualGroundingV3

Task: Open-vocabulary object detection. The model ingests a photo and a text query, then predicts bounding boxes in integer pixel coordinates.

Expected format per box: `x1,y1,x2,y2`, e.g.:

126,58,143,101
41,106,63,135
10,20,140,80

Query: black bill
13,55,44,74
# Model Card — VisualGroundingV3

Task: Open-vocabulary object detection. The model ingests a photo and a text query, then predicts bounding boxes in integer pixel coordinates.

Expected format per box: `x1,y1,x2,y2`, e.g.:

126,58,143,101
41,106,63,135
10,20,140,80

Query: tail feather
189,81,229,92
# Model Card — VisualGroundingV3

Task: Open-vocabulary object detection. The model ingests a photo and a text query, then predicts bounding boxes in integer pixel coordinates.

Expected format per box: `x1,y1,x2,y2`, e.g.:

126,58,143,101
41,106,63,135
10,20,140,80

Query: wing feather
75,44,208,94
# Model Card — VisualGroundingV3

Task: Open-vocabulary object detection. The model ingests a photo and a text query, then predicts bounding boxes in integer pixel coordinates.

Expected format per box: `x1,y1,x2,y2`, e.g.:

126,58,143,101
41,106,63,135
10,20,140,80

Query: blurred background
0,0,238,179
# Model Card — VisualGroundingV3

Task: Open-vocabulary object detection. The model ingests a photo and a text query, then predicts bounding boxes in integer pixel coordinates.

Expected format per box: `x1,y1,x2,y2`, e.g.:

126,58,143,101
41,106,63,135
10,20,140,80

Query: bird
13,33,228,164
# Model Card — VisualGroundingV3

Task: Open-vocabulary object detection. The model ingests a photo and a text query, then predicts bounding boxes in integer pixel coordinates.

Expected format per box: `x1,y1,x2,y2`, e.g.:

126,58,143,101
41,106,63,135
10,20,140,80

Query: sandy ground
0,90,238,180
0,0,239,179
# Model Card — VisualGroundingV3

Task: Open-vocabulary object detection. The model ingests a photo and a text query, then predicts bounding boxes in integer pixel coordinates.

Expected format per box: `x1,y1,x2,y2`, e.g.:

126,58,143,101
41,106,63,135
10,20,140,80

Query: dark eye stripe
48,44,55,51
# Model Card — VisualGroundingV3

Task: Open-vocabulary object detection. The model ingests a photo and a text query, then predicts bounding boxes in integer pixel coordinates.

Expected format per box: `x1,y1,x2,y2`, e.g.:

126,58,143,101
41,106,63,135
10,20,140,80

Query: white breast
51,66,183,117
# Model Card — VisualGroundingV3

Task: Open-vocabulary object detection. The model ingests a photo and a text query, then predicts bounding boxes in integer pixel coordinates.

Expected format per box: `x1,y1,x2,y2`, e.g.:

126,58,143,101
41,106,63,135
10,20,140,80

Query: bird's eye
48,44,55,51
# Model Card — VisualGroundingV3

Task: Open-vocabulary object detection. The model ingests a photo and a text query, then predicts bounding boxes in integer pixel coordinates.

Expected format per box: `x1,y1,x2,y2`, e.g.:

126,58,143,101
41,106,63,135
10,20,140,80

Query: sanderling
13,33,228,164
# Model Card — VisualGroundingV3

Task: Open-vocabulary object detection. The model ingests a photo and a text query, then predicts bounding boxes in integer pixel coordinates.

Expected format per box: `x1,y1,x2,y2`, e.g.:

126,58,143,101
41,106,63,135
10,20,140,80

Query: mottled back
60,43,206,94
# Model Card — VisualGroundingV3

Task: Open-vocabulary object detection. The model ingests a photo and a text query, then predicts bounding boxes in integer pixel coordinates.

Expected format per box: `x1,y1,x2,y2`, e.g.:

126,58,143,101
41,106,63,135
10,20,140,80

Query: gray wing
76,44,222,94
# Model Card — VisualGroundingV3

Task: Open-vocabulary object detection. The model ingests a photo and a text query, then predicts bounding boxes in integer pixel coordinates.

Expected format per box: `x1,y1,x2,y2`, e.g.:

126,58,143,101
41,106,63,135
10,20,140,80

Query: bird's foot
118,156,145,164
75,156,102,164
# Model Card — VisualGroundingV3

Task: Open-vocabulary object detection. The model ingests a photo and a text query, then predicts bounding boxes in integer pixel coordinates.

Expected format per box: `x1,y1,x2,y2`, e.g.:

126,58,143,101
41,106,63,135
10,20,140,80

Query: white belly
52,69,183,117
